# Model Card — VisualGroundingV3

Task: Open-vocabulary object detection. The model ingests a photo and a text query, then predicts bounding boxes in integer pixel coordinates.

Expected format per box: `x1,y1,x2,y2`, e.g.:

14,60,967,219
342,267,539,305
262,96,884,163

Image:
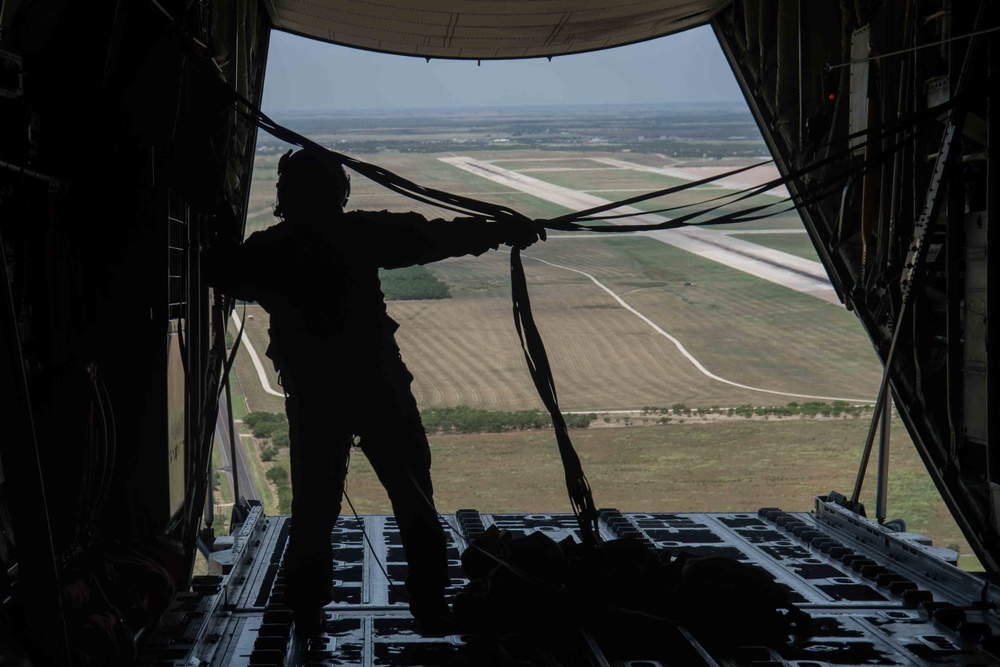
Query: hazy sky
262,25,743,112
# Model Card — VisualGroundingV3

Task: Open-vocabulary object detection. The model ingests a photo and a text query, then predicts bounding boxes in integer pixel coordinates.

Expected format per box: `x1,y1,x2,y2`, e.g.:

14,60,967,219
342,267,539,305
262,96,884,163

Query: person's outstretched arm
346,210,543,269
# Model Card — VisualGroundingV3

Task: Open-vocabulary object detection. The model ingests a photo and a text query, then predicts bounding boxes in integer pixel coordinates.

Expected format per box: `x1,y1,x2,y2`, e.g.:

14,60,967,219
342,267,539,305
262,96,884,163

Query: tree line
243,405,594,443
379,265,450,300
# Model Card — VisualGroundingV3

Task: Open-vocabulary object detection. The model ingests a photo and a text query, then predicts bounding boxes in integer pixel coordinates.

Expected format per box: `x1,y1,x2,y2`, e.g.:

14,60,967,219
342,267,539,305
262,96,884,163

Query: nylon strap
219,78,966,545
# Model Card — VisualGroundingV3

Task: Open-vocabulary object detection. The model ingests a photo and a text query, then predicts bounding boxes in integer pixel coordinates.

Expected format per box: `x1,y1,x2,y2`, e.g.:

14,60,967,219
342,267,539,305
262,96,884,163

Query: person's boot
409,591,456,636
283,550,333,637
292,605,327,637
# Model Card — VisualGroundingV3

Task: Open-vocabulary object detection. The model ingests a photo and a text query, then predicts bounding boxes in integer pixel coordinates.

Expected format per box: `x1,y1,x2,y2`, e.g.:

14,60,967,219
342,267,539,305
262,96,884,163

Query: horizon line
262,100,749,116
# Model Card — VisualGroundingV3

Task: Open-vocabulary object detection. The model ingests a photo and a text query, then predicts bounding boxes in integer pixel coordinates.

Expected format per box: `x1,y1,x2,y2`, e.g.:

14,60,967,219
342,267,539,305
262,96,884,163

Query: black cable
342,448,410,599
554,105,945,231
253,113,530,225
93,371,117,520
223,364,240,511
218,300,247,399
510,247,599,545
153,0,966,234
85,364,109,533
75,384,96,542
153,0,961,232
342,490,410,599
247,83,962,235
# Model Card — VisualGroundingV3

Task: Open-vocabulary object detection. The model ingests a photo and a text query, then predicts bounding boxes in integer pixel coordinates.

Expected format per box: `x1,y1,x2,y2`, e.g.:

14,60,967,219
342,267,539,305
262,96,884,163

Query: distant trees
421,406,594,434
636,401,869,420
244,411,289,440
266,467,292,514
379,266,450,300
244,412,289,473
244,406,592,445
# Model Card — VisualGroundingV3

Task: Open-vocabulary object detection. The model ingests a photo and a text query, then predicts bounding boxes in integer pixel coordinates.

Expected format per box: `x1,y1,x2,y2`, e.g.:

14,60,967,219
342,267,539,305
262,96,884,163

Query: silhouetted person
207,149,540,635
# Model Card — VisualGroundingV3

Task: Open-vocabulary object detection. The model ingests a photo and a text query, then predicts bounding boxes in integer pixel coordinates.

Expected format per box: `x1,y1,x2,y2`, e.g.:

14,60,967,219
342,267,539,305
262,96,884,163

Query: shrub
266,466,292,514
379,266,451,300
565,413,595,429
261,446,277,462
420,406,593,434
706,402,873,421
265,466,288,484
244,411,288,438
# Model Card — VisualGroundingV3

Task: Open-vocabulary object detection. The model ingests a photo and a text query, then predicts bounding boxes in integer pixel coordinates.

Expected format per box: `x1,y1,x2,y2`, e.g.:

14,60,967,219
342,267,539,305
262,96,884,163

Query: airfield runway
439,156,839,305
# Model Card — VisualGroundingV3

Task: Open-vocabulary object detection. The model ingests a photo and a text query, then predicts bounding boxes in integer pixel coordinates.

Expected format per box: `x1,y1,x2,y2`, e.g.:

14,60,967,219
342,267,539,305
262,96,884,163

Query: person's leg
358,362,450,624
360,416,449,598
281,371,351,624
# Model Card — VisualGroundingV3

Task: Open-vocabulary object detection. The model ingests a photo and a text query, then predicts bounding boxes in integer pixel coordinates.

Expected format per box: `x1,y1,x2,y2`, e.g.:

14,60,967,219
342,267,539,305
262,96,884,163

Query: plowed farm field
240,149,877,411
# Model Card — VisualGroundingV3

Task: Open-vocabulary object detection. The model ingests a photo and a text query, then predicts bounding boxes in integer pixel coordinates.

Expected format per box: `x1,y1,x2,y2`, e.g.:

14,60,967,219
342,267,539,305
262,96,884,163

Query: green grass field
337,418,976,569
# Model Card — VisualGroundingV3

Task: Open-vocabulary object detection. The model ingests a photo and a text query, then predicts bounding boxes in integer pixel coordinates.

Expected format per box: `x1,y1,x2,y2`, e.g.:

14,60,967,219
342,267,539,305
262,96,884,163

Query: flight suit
208,210,513,616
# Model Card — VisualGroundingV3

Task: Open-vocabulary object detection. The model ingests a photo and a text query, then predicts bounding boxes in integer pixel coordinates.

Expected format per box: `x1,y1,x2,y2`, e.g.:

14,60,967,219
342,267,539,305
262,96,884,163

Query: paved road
215,395,259,502
439,156,840,305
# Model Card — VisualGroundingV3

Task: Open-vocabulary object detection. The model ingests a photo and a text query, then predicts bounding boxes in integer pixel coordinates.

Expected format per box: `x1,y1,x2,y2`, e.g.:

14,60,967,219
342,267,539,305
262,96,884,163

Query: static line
722,229,809,235
231,310,284,397
440,156,837,305
516,252,876,404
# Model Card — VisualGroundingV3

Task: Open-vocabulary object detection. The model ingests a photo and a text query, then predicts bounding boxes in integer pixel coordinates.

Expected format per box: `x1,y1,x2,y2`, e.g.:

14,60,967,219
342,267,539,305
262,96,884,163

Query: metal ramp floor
139,499,1000,666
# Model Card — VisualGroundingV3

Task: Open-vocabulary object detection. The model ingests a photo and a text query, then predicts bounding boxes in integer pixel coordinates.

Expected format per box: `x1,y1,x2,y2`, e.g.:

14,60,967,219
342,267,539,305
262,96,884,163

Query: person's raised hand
504,218,547,250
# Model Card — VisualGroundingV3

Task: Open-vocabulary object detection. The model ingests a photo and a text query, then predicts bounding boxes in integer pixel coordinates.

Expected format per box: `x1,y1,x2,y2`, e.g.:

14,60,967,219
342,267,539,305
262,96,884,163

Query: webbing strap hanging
243,101,959,248
222,76,967,545
510,247,600,544
551,104,948,231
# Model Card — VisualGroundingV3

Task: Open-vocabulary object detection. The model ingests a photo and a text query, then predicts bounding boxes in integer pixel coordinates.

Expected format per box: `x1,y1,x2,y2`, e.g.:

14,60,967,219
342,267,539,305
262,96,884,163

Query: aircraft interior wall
0,1,270,661
712,0,996,569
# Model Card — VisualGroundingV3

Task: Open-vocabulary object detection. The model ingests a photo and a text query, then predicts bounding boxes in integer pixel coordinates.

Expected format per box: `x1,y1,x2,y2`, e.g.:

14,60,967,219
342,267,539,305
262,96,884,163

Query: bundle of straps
232,90,964,547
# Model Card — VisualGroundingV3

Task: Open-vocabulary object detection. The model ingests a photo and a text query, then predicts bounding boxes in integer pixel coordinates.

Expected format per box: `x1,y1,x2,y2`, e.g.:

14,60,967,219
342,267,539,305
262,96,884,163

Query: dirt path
230,310,283,397
514,250,874,404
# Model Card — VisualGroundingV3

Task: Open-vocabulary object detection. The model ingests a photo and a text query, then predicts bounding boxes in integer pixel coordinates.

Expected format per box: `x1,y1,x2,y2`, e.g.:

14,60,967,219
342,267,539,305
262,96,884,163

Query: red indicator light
828,93,836,101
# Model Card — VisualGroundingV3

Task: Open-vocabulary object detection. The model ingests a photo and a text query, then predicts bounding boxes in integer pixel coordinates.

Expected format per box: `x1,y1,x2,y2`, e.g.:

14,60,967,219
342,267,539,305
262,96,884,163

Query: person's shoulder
344,209,425,223
244,221,290,243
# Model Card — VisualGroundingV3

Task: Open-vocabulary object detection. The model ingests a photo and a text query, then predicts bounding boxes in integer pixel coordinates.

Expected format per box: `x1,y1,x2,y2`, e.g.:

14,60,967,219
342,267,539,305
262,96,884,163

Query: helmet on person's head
273,149,351,219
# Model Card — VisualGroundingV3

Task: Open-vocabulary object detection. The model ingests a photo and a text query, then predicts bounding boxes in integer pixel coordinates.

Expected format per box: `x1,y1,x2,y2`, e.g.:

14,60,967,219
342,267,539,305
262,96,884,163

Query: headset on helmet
276,149,351,213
